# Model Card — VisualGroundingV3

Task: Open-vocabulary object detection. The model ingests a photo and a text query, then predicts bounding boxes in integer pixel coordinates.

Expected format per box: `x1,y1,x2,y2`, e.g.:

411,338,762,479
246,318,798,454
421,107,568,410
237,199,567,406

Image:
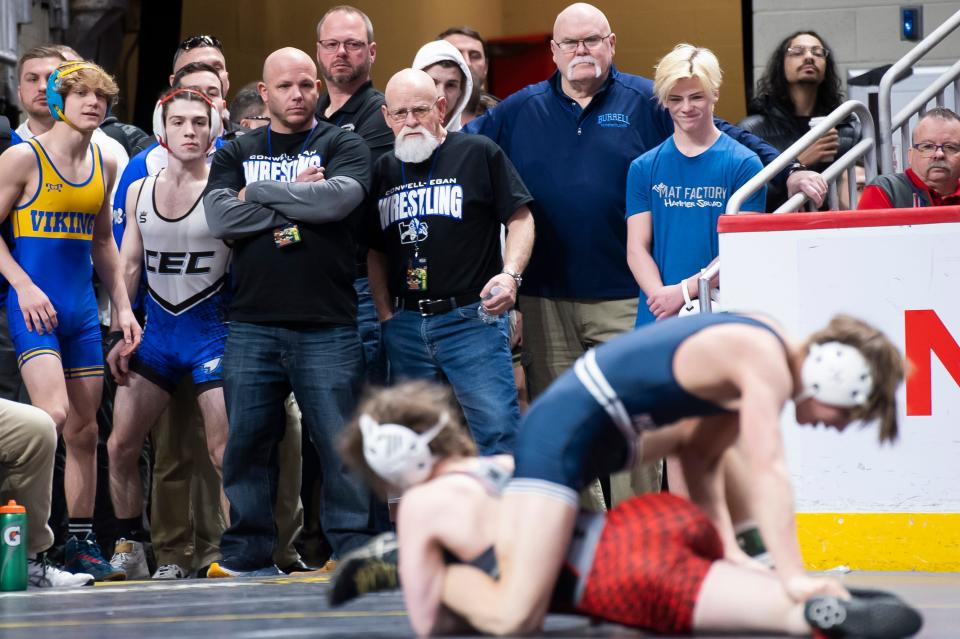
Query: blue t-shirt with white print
626,132,765,326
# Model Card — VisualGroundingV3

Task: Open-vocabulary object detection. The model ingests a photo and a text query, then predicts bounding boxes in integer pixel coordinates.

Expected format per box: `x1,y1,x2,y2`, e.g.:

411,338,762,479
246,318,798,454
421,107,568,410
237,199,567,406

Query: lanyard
266,122,320,170
400,146,441,187
400,147,441,257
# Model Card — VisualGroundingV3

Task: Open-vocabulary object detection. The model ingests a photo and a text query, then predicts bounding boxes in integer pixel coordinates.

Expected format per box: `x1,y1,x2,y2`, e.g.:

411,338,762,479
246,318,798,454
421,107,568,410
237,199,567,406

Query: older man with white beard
366,68,534,455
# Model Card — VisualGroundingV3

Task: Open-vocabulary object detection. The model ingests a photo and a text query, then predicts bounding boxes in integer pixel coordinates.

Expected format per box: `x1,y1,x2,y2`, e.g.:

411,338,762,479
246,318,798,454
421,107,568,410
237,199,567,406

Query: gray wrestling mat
0,572,956,638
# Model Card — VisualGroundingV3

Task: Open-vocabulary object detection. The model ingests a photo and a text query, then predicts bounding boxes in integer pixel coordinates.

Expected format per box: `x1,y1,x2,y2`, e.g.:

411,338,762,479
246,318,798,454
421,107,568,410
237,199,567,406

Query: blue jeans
382,302,519,454
219,321,373,570
354,277,387,386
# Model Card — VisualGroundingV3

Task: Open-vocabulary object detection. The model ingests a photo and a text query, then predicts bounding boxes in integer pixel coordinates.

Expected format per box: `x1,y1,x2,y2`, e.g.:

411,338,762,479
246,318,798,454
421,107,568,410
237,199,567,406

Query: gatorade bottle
0,500,27,591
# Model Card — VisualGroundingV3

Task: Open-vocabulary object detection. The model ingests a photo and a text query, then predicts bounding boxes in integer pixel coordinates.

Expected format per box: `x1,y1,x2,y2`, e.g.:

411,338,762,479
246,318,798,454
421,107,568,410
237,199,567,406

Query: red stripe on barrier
717,206,960,233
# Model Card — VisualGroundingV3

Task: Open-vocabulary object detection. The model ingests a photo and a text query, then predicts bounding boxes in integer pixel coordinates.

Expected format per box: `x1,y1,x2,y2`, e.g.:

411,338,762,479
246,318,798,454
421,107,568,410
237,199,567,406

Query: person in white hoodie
412,40,473,132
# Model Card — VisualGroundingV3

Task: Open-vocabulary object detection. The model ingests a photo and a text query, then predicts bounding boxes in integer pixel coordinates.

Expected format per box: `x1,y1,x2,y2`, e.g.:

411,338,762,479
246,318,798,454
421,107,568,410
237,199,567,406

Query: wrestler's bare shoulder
0,142,41,171
673,314,795,406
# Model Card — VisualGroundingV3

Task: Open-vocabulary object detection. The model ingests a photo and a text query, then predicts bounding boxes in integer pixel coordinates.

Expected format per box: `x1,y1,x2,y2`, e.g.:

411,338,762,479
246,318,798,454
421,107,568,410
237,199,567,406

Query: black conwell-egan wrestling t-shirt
205,122,370,325
368,132,532,300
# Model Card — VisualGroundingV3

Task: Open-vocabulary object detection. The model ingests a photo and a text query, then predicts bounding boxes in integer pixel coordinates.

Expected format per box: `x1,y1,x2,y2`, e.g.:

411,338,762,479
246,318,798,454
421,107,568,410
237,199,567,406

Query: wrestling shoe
27,555,94,588
329,532,400,606
207,562,283,578
109,538,150,580
65,532,125,581
281,559,314,574
805,589,923,638
735,525,773,567
153,564,188,580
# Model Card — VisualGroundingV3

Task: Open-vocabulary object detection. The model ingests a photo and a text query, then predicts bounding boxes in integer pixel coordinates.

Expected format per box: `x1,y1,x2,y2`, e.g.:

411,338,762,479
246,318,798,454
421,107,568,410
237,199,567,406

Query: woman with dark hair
738,31,861,210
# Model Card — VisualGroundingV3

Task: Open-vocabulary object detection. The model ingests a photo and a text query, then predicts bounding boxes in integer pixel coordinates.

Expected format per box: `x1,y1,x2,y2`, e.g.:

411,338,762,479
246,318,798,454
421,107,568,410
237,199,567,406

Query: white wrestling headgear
359,411,449,490
796,341,873,407
152,88,223,152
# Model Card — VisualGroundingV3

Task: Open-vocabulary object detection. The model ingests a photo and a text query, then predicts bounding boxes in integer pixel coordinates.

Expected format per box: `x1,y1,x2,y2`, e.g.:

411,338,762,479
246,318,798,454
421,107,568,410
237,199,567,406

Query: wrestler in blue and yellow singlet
6,137,106,377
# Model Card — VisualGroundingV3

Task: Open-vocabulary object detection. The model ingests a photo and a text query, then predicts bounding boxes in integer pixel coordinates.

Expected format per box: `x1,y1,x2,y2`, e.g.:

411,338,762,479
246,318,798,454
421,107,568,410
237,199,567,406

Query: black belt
395,292,480,316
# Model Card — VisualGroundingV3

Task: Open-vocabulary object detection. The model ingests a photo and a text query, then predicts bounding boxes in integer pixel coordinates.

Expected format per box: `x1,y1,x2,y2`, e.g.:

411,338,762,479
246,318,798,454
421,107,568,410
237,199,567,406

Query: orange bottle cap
0,500,25,514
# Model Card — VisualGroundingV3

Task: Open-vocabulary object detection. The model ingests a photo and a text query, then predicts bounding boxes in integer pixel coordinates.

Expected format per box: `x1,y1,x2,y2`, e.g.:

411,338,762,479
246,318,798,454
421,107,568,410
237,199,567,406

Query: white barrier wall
718,208,960,570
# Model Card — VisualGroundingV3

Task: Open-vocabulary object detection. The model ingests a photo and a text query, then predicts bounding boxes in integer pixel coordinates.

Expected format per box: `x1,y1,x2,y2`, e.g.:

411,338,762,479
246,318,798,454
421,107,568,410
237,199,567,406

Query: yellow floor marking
91,574,331,588
0,610,406,630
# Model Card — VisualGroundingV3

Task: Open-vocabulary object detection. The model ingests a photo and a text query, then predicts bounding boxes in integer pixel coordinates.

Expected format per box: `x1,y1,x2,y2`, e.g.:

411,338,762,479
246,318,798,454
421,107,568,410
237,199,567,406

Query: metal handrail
697,261,720,313
707,101,877,310
725,100,877,215
878,10,960,175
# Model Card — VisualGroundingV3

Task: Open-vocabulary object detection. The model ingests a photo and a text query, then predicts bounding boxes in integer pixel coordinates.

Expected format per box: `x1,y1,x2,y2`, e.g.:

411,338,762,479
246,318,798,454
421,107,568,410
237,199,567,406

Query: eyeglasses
177,34,223,53
245,115,270,122
912,142,960,157
552,34,612,53
785,45,829,59
386,98,439,122
318,39,368,53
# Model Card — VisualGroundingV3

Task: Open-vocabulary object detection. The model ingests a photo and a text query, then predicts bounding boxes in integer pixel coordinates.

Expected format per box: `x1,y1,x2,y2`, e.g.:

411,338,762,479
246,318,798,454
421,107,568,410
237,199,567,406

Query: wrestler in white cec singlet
134,173,230,315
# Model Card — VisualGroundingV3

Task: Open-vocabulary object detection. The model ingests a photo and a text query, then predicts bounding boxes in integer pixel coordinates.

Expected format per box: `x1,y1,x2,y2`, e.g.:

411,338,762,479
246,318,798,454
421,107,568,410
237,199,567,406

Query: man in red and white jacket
859,107,960,209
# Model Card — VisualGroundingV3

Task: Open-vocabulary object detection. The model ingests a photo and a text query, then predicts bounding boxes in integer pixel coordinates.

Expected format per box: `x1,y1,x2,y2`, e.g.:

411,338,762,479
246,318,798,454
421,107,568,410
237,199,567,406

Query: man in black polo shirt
203,47,374,576
368,69,534,454
315,5,392,388
315,5,392,159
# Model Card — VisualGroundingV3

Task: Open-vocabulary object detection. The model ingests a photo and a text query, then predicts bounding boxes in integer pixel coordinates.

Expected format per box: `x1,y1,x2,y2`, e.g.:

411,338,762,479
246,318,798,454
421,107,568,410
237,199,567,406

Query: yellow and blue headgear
46,61,105,131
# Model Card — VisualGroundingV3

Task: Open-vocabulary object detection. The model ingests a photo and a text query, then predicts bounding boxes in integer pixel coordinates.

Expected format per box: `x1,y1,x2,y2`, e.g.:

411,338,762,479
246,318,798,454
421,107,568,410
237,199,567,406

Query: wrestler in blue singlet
6,138,106,377
512,313,784,503
128,174,231,392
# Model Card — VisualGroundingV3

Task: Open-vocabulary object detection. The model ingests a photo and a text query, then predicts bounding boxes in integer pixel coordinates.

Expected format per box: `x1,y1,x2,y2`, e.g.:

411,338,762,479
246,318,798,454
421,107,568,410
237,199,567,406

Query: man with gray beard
366,69,534,455
315,5,392,160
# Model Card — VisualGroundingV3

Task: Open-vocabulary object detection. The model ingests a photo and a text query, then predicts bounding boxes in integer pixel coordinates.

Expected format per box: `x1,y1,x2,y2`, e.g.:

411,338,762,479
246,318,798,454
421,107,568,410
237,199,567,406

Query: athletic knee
106,432,140,469
62,419,97,451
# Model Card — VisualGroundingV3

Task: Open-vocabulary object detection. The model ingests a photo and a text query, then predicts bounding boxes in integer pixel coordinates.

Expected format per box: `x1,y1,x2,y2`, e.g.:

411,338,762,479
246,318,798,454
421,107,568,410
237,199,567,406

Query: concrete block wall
4,2,55,117
752,1,960,94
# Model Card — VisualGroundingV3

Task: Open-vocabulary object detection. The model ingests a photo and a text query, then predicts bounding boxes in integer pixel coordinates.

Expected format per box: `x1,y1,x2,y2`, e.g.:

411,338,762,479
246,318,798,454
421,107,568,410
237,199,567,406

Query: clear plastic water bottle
477,286,502,325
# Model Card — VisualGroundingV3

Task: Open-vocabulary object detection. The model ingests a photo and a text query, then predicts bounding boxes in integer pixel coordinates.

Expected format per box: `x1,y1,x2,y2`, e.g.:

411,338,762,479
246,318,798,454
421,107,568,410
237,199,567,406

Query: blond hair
54,61,119,108
807,314,904,443
339,381,477,498
653,43,722,106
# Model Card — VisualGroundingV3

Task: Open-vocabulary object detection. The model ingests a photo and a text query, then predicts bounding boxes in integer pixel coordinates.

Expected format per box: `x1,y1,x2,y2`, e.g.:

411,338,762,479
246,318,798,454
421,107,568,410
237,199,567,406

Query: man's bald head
384,68,439,106
259,47,320,133
553,2,611,40
551,2,615,92
382,69,447,159
263,47,317,83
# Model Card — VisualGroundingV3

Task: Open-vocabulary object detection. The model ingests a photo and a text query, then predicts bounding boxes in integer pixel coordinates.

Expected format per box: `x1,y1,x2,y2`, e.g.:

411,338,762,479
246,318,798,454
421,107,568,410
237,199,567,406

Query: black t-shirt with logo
206,121,371,325
368,132,533,300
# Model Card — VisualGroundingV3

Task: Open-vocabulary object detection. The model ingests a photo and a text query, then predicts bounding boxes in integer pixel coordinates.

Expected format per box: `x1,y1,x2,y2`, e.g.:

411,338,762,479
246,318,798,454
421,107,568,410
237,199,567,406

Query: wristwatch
787,161,808,175
502,268,523,288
